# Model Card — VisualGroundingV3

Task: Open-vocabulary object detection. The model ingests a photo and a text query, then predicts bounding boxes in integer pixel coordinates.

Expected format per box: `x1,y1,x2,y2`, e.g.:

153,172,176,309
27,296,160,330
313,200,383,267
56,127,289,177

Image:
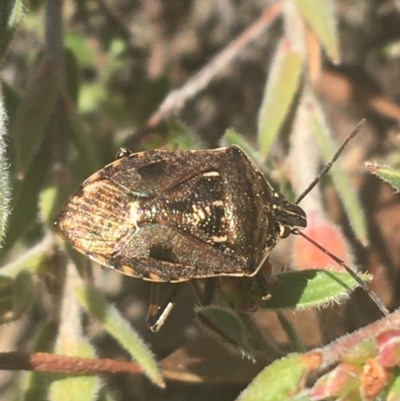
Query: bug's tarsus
294,230,389,316
254,269,272,301
295,118,366,205
147,283,184,332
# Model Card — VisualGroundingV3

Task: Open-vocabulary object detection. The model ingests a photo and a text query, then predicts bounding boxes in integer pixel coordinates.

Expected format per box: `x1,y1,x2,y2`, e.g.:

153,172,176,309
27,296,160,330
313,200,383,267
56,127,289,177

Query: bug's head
271,191,307,239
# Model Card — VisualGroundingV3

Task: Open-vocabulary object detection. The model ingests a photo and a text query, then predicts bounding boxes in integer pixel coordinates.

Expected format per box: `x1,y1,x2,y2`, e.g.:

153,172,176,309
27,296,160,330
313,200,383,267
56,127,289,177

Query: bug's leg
147,283,184,332
190,280,203,304
203,278,217,305
254,260,273,301
254,272,271,301
190,278,217,306
147,283,161,328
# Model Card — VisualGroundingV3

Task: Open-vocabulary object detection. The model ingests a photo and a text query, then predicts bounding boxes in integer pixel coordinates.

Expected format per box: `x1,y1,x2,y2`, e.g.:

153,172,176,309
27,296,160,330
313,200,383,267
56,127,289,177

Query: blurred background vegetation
2,0,400,400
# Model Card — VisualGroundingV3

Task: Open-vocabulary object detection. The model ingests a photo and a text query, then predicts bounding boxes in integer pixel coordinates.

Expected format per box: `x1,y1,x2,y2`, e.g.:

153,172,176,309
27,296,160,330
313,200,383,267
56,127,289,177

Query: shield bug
54,120,388,331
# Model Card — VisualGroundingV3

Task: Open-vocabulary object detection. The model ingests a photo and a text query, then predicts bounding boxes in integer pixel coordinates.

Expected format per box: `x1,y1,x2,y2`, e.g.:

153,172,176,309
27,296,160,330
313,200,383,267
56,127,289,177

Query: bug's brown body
55,146,306,283
55,145,307,330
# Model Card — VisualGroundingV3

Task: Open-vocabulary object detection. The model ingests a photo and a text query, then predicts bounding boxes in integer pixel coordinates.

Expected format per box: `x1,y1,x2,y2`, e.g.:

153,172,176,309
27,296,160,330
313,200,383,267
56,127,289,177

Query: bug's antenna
295,118,366,205
292,120,388,316
294,229,389,316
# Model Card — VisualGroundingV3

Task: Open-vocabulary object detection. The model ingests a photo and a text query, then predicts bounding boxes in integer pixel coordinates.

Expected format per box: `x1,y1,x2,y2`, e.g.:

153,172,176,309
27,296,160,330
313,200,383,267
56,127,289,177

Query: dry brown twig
0,351,155,378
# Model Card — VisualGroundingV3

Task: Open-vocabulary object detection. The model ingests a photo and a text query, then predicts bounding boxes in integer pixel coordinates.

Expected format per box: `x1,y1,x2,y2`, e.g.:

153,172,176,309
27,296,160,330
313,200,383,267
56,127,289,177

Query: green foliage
365,162,400,192
386,370,400,401
0,0,24,59
262,270,370,309
0,270,33,323
11,270,34,319
49,340,100,401
196,270,370,358
75,285,165,388
196,305,256,357
258,43,303,159
0,88,11,244
236,354,307,401
222,129,265,169
164,120,206,150
293,0,339,63
10,61,59,180
1,145,51,254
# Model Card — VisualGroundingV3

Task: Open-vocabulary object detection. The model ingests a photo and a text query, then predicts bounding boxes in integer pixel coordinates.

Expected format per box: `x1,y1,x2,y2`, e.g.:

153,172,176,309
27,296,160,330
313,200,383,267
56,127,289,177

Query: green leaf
49,372,100,401
12,270,34,319
365,162,400,192
387,368,400,401
258,41,303,159
0,271,34,323
10,60,59,180
0,275,13,316
75,285,164,388
222,129,265,169
0,90,11,244
261,270,370,310
65,104,102,176
65,31,94,67
294,0,339,63
165,120,206,150
310,113,368,246
276,312,304,352
1,236,51,277
1,145,51,256
39,186,59,226
383,40,400,59
0,274,13,294
65,47,81,105
23,320,58,401
196,305,256,358
1,79,20,122
236,353,307,401
0,0,24,60
97,388,118,401
79,82,107,114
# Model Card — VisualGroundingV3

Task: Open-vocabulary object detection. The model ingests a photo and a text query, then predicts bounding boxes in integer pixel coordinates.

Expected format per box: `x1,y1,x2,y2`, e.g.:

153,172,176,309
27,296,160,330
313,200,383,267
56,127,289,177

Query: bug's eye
279,225,291,239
